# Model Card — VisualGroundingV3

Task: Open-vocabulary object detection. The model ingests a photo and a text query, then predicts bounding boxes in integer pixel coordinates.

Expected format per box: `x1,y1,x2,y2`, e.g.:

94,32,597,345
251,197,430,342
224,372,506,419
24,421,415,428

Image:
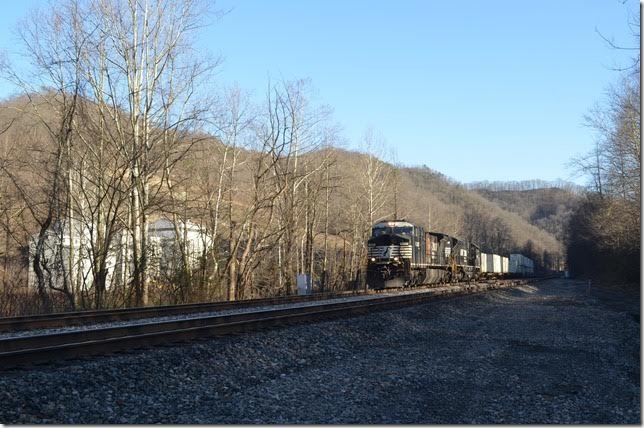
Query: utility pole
393,191,398,220
393,167,398,219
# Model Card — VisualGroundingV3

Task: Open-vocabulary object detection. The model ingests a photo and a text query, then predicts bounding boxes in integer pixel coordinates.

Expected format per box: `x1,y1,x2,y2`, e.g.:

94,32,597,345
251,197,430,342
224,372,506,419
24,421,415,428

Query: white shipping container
493,254,502,273
525,257,534,274
480,253,489,273
502,256,509,273
509,254,534,275
486,253,494,273
509,254,523,274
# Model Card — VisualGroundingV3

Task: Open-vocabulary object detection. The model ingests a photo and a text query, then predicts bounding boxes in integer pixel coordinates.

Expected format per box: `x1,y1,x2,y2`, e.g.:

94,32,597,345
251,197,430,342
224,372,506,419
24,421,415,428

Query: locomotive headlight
393,257,399,261
371,257,376,262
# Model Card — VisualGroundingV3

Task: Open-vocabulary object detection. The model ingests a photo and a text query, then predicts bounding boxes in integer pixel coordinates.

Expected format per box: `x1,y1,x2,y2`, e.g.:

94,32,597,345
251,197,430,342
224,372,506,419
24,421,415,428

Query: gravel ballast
0,285,467,339
0,278,639,424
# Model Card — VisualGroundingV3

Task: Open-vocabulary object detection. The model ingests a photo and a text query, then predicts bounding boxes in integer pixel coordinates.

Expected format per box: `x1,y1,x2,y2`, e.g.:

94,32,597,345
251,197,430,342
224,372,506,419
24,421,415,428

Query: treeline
567,63,640,283
465,179,584,193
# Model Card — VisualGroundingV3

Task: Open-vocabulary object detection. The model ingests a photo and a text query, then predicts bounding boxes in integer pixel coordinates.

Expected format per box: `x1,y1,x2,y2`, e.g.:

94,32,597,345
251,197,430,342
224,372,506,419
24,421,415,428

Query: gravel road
0,278,639,424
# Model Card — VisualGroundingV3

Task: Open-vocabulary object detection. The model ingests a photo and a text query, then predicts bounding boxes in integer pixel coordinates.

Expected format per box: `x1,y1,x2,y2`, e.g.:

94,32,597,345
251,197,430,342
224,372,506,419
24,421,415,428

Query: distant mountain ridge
465,179,584,193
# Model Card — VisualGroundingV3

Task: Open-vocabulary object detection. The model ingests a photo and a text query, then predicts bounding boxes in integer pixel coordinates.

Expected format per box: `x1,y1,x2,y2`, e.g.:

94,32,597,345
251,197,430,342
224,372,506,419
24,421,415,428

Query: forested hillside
0,0,566,316
563,8,640,285
0,91,565,316
566,70,640,284
472,187,580,243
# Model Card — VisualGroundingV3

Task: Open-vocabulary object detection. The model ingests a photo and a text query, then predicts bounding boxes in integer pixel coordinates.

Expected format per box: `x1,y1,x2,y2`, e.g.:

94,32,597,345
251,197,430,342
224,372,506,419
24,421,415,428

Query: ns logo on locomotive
366,219,534,289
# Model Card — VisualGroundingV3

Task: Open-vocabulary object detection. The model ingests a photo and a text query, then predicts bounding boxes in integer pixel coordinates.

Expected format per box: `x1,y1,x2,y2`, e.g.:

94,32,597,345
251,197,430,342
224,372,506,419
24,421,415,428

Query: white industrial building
27,220,100,291
147,218,212,279
28,218,211,290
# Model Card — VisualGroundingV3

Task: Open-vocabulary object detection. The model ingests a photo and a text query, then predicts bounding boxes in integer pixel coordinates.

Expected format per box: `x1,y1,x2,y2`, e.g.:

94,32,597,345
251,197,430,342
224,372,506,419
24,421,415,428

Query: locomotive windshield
371,226,413,237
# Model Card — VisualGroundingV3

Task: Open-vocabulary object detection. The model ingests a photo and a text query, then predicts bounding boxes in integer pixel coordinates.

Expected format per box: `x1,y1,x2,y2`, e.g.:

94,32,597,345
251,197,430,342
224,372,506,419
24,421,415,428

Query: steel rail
0,290,361,333
0,276,546,333
0,279,527,368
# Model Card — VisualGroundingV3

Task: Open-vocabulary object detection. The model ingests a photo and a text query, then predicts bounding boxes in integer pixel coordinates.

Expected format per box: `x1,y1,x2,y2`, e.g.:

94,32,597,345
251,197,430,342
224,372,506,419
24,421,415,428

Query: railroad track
0,290,361,333
0,279,530,369
0,277,528,333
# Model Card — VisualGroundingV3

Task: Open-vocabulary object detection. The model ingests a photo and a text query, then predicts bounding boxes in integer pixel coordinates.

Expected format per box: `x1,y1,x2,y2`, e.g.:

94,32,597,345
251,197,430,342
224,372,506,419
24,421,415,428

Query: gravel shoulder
0,278,639,424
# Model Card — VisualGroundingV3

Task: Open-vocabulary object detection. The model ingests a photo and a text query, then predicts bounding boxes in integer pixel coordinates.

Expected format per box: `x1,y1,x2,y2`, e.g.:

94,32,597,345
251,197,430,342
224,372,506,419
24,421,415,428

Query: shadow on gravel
507,339,590,357
0,278,638,424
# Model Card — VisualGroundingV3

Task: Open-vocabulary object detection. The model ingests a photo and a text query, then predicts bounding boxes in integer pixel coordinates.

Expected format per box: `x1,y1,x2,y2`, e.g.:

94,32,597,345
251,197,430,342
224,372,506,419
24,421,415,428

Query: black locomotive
366,219,480,289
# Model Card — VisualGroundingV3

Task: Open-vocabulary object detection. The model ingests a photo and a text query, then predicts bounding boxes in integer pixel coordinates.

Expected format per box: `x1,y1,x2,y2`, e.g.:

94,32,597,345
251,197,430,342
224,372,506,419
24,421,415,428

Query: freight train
366,219,534,289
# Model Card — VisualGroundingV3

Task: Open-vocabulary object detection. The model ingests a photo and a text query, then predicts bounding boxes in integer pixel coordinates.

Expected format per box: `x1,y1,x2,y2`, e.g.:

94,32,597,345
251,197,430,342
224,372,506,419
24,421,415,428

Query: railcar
366,219,480,289
479,253,509,278
509,253,535,277
366,219,536,289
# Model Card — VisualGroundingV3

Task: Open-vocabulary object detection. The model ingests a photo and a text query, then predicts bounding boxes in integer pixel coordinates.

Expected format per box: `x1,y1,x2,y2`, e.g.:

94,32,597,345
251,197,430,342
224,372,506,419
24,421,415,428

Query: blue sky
0,0,637,184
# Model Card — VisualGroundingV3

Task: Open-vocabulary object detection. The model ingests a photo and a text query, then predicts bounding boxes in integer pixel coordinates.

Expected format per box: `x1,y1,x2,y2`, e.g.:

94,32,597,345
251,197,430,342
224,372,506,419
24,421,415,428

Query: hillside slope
0,93,565,303
473,187,579,243
328,150,563,261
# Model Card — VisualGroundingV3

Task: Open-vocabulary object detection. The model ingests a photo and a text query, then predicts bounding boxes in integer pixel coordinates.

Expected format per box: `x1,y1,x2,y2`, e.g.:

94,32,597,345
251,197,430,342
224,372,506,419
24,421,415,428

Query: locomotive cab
367,220,422,288
368,222,415,259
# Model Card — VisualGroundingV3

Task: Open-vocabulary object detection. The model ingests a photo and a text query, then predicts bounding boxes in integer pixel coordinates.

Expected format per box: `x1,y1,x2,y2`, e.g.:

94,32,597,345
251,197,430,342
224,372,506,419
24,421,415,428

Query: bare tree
0,0,96,311
360,127,391,226
86,0,217,305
